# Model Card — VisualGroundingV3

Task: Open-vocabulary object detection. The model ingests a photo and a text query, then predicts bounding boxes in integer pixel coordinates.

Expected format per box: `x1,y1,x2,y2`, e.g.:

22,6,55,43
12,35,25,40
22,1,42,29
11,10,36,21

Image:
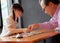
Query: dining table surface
0,29,58,43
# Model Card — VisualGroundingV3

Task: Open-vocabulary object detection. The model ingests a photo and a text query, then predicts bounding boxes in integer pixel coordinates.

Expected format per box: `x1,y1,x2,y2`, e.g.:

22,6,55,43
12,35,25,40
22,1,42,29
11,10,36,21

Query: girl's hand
23,28,31,33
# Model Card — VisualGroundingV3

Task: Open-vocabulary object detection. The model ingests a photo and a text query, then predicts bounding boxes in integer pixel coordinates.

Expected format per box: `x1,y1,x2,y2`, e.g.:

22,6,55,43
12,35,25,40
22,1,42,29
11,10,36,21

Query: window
1,0,9,25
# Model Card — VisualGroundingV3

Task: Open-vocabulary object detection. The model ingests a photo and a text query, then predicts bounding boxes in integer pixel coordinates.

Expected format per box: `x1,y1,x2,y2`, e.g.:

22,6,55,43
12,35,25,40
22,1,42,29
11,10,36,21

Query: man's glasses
42,6,46,11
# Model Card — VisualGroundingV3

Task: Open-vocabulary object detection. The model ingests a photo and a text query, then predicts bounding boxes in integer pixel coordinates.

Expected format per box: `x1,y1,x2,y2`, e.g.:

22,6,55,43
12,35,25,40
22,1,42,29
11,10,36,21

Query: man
28,0,60,43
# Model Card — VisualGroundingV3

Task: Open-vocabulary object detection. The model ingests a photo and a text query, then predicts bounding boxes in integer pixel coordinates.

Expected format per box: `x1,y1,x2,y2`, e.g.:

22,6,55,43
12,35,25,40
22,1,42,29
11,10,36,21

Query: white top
0,16,18,37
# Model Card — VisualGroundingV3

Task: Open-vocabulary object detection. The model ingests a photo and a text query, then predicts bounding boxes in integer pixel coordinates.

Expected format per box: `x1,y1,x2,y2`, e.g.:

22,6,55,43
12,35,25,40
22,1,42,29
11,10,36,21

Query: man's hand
28,24,40,31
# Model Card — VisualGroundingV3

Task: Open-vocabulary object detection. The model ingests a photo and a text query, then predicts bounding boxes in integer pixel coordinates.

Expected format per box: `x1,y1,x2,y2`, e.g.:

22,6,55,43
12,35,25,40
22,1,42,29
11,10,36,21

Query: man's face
40,0,54,16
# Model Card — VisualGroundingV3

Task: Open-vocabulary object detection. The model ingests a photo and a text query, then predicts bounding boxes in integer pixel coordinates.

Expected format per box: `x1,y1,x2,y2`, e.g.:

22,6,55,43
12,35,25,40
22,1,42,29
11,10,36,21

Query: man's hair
39,0,60,5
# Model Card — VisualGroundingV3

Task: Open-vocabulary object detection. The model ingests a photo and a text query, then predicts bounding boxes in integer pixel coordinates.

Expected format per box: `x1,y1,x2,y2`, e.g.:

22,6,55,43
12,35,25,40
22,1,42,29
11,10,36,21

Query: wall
21,0,51,28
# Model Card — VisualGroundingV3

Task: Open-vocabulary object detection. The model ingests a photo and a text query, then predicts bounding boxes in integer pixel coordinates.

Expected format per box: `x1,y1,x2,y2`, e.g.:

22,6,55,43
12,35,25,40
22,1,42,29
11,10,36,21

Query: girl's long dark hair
12,3,24,21
13,10,18,22
13,10,15,21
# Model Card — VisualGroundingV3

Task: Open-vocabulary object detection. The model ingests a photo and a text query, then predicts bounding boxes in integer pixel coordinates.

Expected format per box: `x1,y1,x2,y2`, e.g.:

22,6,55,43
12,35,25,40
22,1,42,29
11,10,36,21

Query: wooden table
0,29,58,43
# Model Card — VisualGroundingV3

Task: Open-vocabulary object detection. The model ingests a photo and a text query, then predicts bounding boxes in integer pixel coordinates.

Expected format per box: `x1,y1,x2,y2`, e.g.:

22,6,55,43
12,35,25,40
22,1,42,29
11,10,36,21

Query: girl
0,3,29,37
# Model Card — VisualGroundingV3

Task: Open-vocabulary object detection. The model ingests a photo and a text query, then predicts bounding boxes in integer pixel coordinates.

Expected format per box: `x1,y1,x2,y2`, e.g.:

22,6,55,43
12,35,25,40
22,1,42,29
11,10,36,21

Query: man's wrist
34,24,40,28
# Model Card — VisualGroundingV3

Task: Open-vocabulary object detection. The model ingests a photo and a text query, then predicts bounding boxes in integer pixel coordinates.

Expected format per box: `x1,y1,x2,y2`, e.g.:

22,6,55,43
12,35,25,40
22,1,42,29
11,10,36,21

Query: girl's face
14,9,23,18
